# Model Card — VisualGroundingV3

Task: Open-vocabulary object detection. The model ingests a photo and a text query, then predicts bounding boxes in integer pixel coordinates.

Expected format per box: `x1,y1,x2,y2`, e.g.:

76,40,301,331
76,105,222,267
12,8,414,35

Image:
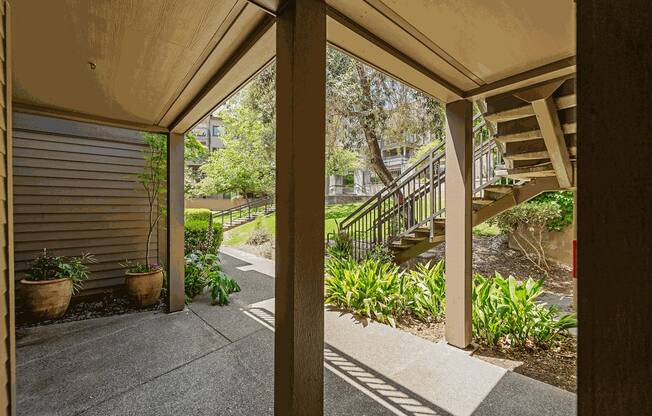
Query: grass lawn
224,203,361,246
223,202,501,245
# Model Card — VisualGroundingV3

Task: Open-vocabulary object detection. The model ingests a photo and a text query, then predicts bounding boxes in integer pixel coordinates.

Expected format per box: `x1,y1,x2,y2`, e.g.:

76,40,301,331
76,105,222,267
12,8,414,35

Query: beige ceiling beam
515,81,574,188
464,57,576,100
326,5,465,100
243,0,281,16
13,102,169,134
168,14,275,134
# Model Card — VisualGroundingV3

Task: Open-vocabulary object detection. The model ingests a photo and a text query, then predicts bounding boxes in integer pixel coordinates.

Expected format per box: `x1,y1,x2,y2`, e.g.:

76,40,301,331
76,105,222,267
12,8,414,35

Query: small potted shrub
122,133,166,307
20,249,95,320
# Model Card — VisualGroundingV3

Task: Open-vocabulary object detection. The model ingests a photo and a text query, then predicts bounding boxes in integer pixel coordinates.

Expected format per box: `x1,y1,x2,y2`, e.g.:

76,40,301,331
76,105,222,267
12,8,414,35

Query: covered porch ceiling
11,0,575,134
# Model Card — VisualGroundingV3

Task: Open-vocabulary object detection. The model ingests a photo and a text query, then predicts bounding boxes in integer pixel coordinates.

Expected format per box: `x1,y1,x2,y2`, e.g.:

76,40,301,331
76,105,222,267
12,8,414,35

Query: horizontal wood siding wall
12,113,160,291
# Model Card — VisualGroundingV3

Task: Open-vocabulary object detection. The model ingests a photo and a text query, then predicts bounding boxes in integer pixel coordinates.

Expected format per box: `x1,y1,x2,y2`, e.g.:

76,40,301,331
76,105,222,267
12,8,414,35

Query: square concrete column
444,100,473,349
167,132,185,313
275,1,326,415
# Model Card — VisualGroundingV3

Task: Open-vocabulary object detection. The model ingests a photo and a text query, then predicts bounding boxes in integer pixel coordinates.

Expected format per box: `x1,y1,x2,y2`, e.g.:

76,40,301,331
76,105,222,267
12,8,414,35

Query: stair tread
495,122,576,144
482,185,514,193
484,94,576,123
473,197,495,205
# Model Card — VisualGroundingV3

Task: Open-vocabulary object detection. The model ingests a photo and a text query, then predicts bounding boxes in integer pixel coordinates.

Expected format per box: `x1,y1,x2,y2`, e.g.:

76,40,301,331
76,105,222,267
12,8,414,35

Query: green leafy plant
185,208,213,222
472,273,577,347
326,147,360,176
325,257,407,327
184,252,240,305
184,218,224,255
119,259,157,274
208,268,242,306
530,191,574,231
27,249,97,294
327,226,353,260
325,258,576,347
405,261,446,320
364,243,395,264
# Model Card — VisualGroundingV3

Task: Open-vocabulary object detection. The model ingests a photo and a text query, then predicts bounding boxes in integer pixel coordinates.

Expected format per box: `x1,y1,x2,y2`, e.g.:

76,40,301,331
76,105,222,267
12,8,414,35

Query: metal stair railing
213,195,275,228
339,118,506,260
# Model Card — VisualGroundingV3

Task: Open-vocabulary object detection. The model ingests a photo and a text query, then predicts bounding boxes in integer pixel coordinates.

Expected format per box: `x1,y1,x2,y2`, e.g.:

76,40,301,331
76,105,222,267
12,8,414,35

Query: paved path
16,248,576,416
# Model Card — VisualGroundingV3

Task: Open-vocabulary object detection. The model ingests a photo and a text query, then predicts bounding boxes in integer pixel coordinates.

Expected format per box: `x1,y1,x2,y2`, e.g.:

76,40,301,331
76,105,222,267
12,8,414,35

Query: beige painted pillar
275,1,326,415
444,100,473,349
572,189,577,312
167,132,185,312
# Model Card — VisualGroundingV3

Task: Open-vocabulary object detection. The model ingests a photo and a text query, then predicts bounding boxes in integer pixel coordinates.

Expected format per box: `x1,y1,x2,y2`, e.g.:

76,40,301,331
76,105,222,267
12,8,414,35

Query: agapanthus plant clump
324,257,576,348
472,273,576,348
27,249,96,294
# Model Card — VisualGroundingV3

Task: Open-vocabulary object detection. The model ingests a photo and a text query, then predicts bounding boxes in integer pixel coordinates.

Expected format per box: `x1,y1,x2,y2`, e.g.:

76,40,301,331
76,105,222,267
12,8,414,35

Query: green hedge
185,218,223,255
185,208,212,222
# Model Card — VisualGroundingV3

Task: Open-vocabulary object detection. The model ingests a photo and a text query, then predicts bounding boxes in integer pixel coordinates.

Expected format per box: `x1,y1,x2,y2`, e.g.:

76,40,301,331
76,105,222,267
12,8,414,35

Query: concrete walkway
16,248,576,416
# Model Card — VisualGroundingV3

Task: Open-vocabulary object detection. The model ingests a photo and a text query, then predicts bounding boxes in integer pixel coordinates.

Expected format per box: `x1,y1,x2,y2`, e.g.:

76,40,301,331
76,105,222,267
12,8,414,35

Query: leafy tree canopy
195,106,275,199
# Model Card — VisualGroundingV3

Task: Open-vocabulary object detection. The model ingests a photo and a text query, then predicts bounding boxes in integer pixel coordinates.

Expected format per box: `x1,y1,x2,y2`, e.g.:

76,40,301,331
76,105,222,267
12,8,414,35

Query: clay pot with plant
122,133,166,307
20,249,96,320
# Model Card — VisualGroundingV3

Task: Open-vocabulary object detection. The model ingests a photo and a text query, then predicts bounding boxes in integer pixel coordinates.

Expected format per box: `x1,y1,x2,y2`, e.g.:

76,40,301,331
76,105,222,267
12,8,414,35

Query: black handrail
340,142,446,229
338,117,506,260
213,195,275,227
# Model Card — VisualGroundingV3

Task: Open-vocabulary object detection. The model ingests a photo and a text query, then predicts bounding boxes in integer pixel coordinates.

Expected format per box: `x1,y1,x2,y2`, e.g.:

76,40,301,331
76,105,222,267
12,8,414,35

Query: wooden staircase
213,196,275,231
338,78,576,263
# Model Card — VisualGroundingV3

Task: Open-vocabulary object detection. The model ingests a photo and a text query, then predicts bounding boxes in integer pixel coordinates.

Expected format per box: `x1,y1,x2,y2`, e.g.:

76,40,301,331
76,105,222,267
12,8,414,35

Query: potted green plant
122,133,166,307
20,249,95,320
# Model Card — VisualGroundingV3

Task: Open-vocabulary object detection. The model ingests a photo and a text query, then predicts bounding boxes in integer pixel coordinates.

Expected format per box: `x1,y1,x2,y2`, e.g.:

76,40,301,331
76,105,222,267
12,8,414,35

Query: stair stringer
393,176,561,264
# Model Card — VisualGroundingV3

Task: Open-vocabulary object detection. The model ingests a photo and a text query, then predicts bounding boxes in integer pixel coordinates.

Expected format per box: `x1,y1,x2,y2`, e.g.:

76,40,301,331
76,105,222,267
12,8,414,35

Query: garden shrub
364,244,395,264
246,222,272,246
490,201,562,273
185,208,212,222
185,218,223,255
324,258,576,347
529,191,574,231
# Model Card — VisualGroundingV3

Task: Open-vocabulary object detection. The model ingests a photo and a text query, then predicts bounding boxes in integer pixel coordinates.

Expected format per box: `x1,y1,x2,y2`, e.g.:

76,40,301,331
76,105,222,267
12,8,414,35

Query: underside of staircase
340,78,577,264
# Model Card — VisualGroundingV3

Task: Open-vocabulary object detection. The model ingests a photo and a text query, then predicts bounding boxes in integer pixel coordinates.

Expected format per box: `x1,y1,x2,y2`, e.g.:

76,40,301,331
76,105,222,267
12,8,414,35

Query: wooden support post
578,2,652,414
444,100,473,349
275,1,326,415
167,132,185,313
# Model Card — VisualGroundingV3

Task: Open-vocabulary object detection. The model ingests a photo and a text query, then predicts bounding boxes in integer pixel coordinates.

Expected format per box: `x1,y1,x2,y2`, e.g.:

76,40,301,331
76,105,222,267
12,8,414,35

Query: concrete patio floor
16,248,576,416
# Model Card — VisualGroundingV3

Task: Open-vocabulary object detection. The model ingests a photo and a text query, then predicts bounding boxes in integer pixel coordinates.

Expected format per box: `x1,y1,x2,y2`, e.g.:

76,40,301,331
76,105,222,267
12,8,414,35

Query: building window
212,125,220,136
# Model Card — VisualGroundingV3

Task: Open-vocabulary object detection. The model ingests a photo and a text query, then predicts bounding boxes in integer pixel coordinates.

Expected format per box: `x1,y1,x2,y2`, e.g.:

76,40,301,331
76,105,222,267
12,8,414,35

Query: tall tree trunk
355,64,394,186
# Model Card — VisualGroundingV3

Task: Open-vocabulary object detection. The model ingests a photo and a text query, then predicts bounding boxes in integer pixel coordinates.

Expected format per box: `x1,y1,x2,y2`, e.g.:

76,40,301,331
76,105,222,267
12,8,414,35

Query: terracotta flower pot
20,278,73,320
125,269,163,307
